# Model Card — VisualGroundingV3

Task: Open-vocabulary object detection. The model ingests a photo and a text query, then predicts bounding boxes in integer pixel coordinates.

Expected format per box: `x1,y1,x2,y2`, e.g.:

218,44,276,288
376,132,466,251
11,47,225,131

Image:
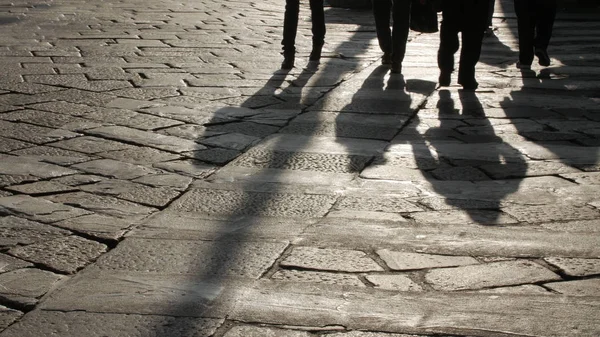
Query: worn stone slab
0,254,32,274
51,174,105,186
0,310,222,337
0,268,65,308
0,137,31,153
410,209,517,225
9,236,107,274
0,155,77,178
79,180,181,207
87,126,200,153
54,214,133,241
132,173,192,190
223,325,312,337
425,260,561,291
480,160,580,179
544,279,600,297
478,285,552,295
94,238,287,278
377,250,479,271
44,192,157,220
10,146,93,165
511,142,600,163
0,216,71,248
99,146,181,165
0,305,22,331
281,246,383,273
272,270,365,287
228,281,600,336
0,120,79,144
503,204,599,223
365,275,423,292
544,257,600,277
168,188,336,218
561,172,600,185
209,165,357,186
72,159,157,180
258,134,388,157
50,136,132,154
0,195,92,223
199,133,260,151
336,195,424,213
5,181,78,195
153,160,216,179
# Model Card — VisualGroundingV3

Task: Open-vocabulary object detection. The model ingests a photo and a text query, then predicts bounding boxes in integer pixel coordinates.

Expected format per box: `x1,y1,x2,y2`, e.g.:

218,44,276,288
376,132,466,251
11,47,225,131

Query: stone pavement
0,0,599,336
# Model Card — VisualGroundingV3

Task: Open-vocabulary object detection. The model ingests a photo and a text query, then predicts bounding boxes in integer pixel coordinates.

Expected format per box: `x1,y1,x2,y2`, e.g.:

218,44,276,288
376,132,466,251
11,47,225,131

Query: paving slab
544,279,600,297
0,195,92,223
281,246,383,273
376,250,479,271
0,268,65,308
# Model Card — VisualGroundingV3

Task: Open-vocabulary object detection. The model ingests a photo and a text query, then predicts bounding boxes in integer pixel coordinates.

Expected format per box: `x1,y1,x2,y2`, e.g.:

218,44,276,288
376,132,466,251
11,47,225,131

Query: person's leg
438,2,460,85
282,0,300,68
487,0,496,28
390,0,411,73
533,0,556,66
457,0,488,89
514,0,535,67
373,0,393,63
309,0,326,60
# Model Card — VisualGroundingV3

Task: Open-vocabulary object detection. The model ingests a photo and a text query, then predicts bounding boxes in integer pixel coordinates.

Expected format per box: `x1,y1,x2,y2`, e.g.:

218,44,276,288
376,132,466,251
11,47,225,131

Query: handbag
410,0,440,33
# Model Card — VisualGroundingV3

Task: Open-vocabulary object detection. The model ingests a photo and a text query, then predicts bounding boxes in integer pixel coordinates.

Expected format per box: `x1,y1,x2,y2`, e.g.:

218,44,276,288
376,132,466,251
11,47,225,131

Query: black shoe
309,46,322,61
535,48,550,67
516,61,531,70
382,52,392,65
281,56,294,70
390,62,402,74
438,71,451,86
460,80,478,91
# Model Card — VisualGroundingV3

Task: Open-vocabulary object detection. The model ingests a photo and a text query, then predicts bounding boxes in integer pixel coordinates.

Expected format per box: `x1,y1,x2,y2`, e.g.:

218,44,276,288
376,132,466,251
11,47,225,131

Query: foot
516,61,531,70
438,71,451,86
459,80,478,90
535,48,550,66
281,56,294,70
382,52,392,65
309,47,322,61
390,62,402,74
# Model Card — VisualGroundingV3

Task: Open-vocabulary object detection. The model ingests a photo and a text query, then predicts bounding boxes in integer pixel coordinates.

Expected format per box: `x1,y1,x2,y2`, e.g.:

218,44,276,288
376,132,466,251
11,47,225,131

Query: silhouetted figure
372,0,412,74
281,0,326,69
437,0,489,90
486,0,496,35
514,0,557,69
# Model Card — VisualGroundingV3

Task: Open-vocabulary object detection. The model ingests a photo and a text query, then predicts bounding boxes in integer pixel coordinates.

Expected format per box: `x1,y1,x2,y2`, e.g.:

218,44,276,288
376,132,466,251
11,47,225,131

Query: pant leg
458,0,488,84
487,0,496,26
533,0,556,50
390,0,411,64
282,0,300,56
373,0,393,53
514,0,536,65
309,0,326,48
438,2,461,73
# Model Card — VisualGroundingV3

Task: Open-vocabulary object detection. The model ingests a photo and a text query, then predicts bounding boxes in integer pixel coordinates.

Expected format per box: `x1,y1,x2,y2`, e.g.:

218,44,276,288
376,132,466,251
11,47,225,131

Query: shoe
459,79,478,90
438,71,451,86
281,56,294,70
309,46,322,61
382,52,392,65
516,61,531,70
535,48,550,66
390,62,402,74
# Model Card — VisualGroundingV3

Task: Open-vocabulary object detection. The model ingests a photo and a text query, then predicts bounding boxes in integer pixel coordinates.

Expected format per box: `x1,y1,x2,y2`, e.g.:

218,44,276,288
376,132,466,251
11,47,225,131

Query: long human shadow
496,0,600,169
413,89,527,225
150,5,383,334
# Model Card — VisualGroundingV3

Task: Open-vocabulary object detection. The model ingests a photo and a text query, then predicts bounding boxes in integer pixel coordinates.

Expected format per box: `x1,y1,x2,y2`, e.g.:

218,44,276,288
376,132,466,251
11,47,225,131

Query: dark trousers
488,0,496,26
438,0,489,84
514,0,557,65
372,0,411,63
282,0,326,56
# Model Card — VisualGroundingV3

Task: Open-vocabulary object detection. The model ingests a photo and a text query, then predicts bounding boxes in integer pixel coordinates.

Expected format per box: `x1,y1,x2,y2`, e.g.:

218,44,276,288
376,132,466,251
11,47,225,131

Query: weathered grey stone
199,133,260,151
544,257,600,277
0,137,31,152
10,236,107,274
503,204,599,223
189,147,240,164
51,136,132,154
132,173,192,190
169,188,336,218
99,147,181,165
0,156,77,178
281,246,383,273
0,254,32,274
0,310,222,337
336,195,423,213
0,195,92,223
272,270,365,287
87,126,199,153
94,238,287,278
0,216,70,248
72,159,156,180
430,166,490,181
10,146,93,165
43,192,156,220
0,305,22,331
51,174,105,186
5,181,78,195
79,180,181,207
0,268,64,307
0,120,79,144
416,197,499,211
327,332,419,337
365,275,423,292
55,214,133,241
561,172,600,185
410,209,517,225
223,325,312,337
544,279,600,297
326,210,408,222
153,159,216,178
377,250,479,271
479,160,579,179
478,285,551,295
425,260,561,291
